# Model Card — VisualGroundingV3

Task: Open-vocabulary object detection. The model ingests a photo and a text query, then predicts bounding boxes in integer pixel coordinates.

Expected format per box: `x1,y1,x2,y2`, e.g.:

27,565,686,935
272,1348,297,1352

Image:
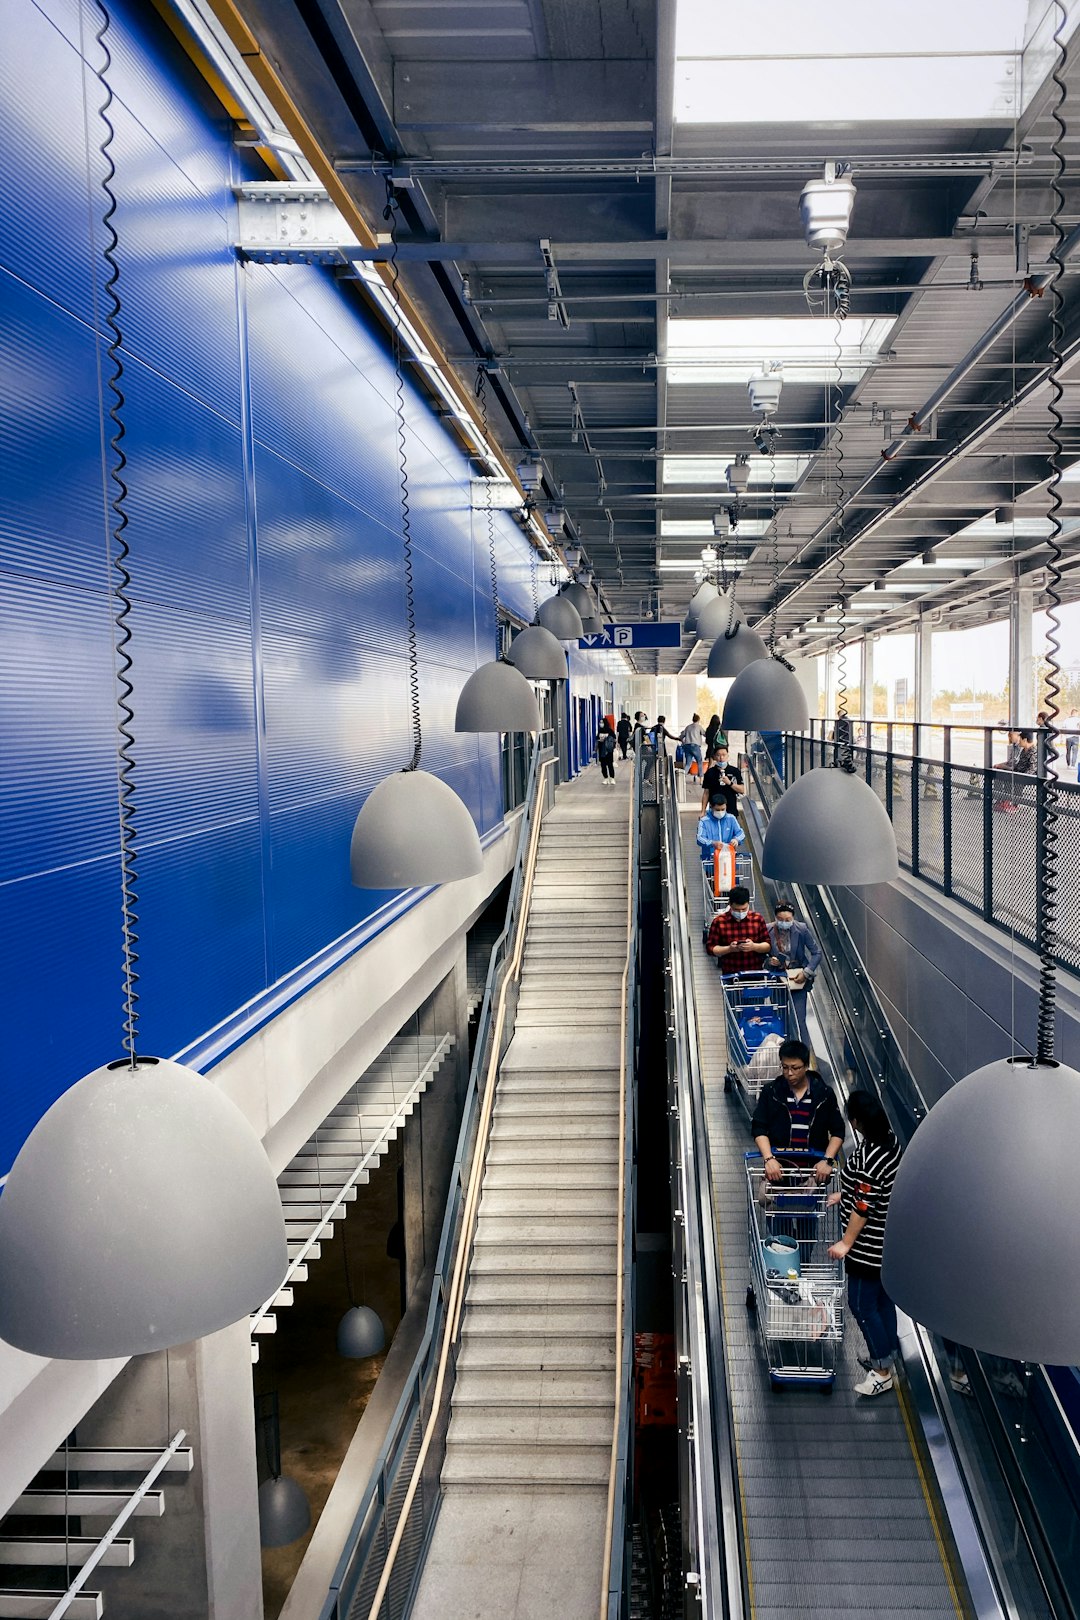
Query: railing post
942,725,953,897
983,729,995,923
1035,775,1046,961
911,725,921,877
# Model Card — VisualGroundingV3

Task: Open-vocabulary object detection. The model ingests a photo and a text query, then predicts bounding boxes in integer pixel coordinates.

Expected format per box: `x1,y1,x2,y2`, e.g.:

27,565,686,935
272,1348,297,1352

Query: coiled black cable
474,366,502,655
1036,0,1069,1065
383,179,422,770
95,0,139,1062
831,291,854,772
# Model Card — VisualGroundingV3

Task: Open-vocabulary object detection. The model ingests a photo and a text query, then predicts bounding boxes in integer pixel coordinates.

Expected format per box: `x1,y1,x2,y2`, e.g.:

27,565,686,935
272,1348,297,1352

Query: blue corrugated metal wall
0,0,554,1176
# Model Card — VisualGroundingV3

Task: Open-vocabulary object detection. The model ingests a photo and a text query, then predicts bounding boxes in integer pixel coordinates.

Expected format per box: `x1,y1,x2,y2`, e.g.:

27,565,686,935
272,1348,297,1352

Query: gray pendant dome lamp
762,267,897,891
706,616,769,680
536,593,584,639
455,367,543,733
723,469,809,731
259,1477,311,1548
686,580,719,627
507,624,569,679
723,654,809,731
352,190,483,887
883,139,1080,1365
257,1395,310,1548
336,1224,387,1358
338,1304,387,1359
0,32,288,1362
762,766,899,884
580,615,604,636
695,591,739,642
559,580,595,618
455,657,542,730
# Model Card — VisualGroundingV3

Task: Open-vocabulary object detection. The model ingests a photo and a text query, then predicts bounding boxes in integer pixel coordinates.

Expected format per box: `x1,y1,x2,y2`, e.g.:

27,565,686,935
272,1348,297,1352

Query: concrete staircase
410,766,631,1620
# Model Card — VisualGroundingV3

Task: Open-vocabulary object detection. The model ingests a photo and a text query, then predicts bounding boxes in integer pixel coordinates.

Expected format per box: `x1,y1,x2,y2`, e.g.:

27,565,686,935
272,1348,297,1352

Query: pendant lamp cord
831,292,854,773
95,0,139,1062
383,178,422,771
474,366,502,658
1037,2,1068,1065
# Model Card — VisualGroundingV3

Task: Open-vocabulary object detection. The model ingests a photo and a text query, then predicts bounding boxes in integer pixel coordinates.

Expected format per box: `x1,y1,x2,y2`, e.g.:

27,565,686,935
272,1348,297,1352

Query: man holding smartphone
700,744,745,817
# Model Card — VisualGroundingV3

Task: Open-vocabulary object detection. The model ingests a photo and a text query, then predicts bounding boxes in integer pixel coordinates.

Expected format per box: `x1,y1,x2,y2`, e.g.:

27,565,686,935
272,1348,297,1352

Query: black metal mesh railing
784,733,1080,979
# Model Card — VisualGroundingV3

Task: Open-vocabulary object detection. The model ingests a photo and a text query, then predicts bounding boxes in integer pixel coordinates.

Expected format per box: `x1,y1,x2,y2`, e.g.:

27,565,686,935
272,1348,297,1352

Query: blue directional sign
577,621,683,650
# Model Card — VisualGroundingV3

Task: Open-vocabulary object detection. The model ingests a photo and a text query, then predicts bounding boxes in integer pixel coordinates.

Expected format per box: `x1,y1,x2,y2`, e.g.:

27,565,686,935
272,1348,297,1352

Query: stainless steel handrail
658,756,747,1620
602,745,643,1618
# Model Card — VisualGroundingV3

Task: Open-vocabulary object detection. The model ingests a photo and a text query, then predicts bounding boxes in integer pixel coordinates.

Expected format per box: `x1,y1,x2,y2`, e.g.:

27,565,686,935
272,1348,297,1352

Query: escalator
659,747,1080,1620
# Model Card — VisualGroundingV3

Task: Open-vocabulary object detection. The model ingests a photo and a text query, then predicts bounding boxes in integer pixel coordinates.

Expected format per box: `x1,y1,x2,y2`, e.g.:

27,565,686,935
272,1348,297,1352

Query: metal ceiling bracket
233,182,362,265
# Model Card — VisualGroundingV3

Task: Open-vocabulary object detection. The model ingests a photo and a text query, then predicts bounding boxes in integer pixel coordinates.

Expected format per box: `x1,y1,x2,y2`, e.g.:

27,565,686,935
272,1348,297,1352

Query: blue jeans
684,744,703,772
847,1273,898,1368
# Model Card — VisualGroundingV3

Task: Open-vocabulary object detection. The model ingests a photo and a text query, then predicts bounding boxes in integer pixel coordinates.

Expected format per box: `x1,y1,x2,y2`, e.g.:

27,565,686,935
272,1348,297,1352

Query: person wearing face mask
696,793,745,866
706,885,770,974
766,900,821,1042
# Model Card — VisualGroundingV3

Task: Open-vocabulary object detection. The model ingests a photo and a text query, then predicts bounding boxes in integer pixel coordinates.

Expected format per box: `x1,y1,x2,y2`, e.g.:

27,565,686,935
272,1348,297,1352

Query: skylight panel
674,0,1031,124
663,455,812,487
666,317,894,386
661,517,772,538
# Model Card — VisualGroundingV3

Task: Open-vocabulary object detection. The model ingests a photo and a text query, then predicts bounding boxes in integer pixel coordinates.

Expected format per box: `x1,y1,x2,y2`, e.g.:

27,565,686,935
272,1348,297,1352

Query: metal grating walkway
679,809,965,1619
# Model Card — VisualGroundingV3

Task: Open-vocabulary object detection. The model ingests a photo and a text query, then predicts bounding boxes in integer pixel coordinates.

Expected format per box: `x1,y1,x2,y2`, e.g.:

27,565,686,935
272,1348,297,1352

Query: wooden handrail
363,756,554,1620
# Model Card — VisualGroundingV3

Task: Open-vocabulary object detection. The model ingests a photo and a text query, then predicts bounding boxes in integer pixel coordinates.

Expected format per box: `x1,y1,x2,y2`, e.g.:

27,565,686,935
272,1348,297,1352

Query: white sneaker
854,1371,894,1398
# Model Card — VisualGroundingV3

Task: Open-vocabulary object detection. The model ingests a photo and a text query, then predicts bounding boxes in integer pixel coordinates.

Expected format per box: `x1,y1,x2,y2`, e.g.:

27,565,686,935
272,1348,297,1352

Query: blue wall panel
0,0,542,1176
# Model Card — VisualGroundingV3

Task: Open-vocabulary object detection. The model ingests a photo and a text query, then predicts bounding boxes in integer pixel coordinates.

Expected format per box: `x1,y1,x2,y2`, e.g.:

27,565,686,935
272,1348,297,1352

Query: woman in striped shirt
828,1091,903,1398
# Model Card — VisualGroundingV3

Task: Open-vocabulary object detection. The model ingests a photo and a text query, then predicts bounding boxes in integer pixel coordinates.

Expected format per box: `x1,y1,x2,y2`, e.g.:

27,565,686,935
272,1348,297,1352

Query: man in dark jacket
751,1039,844,1186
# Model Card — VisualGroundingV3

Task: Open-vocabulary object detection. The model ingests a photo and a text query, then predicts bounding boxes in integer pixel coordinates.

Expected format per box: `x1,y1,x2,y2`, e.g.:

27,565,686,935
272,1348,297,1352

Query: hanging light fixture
883,57,1080,1364
352,186,483,886
725,456,750,496
455,368,543,733
800,159,857,253
579,615,604,636
707,622,768,679
686,580,719,628
559,580,595,617
762,222,897,887
536,594,584,639
724,442,808,730
563,543,582,569
0,23,287,1360
257,1394,311,1548
748,362,783,419
336,1225,386,1359
507,624,569,678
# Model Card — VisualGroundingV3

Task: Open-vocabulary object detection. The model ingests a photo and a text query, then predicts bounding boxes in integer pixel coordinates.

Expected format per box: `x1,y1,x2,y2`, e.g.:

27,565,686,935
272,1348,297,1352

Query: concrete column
675,674,698,733
915,614,934,724
1010,584,1035,726
404,950,470,1302
74,1323,262,1620
861,636,876,722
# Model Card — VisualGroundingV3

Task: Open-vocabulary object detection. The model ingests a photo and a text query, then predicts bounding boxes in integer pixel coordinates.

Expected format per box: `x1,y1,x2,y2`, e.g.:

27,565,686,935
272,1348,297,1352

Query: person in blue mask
696,793,744,866
766,899,821,1041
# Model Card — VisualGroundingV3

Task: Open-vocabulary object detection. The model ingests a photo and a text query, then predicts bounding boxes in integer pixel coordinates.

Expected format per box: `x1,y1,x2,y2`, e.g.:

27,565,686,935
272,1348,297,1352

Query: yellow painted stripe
895,1376,969,1620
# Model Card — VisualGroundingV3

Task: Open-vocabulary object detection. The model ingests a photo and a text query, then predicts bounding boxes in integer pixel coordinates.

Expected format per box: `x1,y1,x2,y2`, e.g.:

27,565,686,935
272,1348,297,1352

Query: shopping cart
744,1151,845,1390
721,971,796,1111
700,844,755,940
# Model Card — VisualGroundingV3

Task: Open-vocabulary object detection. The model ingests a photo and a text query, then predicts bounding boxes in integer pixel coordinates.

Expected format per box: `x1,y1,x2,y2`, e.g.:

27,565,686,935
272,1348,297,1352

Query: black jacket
750,1073,845,1156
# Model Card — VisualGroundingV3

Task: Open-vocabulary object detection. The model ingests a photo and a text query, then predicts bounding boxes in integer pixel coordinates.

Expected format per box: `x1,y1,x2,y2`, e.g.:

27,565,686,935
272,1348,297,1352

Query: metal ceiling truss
188,0,1080,672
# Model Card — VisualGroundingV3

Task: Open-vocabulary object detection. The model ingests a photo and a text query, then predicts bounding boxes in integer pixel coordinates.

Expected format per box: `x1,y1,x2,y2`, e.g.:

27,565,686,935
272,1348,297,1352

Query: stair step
478,1187,619,1217
493,1097,618,1119
469,1245,617,1274
496,1070,619,1092
488,1134,621,1159
487,1130,619,1153
463,1304,615,1337
474,1217,618,1245
442,1444,610,1487
482,1164,617,1190
452,1368,615,1406
466,1273,617,1305
447,1406,614,1445
455,1336,616,1371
